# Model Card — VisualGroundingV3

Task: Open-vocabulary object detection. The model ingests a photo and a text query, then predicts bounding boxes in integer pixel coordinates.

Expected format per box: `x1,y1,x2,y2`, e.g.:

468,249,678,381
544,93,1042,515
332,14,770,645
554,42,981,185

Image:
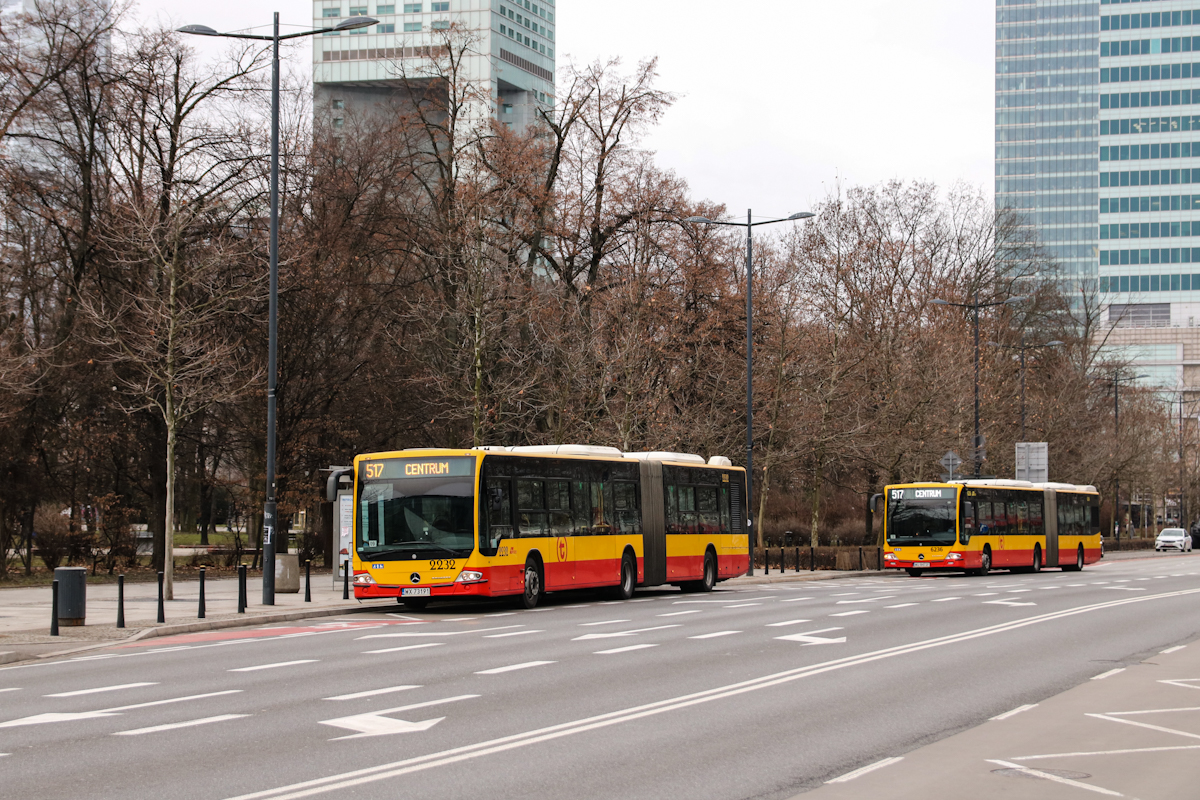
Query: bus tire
521,557,543,609
972,548,991,577
906,569,925,577
401,598,429,611
1063,545,1084,572
698,550,716,592
1030,545,1042,574
612,552,635,601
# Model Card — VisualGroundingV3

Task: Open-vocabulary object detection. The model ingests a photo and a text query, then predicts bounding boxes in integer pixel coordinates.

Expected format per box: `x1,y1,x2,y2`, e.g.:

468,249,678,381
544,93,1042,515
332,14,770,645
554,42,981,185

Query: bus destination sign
889,487,956,500
360,456,475,481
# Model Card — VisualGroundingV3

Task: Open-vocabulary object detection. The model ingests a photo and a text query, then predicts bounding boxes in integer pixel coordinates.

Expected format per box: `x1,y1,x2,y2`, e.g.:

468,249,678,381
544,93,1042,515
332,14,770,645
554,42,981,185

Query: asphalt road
2,554,1200,800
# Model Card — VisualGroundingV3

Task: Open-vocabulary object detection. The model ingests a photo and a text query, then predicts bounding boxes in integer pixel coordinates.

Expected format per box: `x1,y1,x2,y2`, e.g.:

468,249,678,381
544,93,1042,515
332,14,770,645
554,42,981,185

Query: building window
376,3,394,12
503,104,512,114
349,5,368,14
377,23,394,32
548,47,553,58
333,117,345,128
432,19,449,28
431,1,449,9
404,2,421,11
323,7,341,17
404,21,421,30
332,98,345,109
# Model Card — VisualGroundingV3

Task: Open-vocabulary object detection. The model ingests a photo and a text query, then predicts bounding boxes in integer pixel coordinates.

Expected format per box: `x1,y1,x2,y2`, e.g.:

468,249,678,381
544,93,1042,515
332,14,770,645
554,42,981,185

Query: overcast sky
141,0,996,218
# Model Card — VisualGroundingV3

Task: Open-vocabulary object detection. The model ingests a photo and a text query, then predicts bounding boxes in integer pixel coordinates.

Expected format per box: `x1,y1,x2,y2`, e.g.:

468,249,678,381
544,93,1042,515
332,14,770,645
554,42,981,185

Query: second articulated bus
328,445,750,608
880,479,1102,576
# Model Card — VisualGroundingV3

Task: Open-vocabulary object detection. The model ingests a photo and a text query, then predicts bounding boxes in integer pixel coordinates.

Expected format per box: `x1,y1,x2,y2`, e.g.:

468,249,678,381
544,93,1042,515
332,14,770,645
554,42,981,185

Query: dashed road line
990,703,1037,721
46,682,158,698
825,756,903,783
485,630,543,638
931,597,961,603
1092,668,1125,680
364,643,444,655
689,631,741,639
475,661,556,675
229,660,317,673
114,714,249,737
765,619,812,627
885,603,918,609
325,686,420,701
595,644,657,654
657,610,700,617
579,620,631,626
830,610,869,617
1161,645,1187,654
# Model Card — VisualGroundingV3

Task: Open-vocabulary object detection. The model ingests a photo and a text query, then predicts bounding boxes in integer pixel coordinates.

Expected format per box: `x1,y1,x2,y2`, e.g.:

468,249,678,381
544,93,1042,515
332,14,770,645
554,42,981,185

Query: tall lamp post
685,210,813,574
931,292,1028,477
986,334,1064,442
1091,371,1150,541
180,12,376,604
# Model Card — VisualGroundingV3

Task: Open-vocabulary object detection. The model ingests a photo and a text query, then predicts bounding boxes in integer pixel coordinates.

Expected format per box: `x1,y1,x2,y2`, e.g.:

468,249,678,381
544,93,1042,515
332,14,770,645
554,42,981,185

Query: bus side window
484,478,512,553
614,481,640,534
1016,500,1029,535
666,484,679,533
571,481,590,535
517,479,548,537
1090,502,1100,531
1007,501,1018,535
960,500,975,544
1029,501,1043,537
548,480,572,536
721,484,731,534
679,486,697,534
977,501,993,535
590,481,613,534
697,486,719,534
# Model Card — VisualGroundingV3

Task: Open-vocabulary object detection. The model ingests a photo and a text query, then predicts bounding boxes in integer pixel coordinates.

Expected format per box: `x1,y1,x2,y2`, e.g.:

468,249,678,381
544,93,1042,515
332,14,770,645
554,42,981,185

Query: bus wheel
974,549,991,577
612,552,635,601
1030,546,1042,574
698,552,716,593
401,598,429,611
1063,545,1084,572
906,569,925,577
521,559,543,609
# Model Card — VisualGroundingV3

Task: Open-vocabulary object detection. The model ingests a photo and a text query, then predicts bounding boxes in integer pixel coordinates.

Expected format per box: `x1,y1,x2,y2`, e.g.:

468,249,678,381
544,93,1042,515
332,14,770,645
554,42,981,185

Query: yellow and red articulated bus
329,445,750,609
879,480,1102,576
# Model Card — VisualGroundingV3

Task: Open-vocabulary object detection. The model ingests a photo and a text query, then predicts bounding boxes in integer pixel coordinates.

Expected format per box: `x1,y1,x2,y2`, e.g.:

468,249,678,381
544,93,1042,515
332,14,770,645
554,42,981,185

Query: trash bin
275,554,300,594
55,567,87,626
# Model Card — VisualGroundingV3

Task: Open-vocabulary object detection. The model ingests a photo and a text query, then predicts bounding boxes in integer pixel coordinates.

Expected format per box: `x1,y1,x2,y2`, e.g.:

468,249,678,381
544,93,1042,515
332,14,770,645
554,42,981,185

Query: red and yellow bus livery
880,480,1102,576
329,446,750,608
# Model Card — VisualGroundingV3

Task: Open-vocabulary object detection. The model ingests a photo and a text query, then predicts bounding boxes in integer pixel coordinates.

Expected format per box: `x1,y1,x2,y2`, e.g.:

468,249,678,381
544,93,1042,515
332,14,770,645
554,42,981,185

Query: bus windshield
887,488,958,546
357,456,476,558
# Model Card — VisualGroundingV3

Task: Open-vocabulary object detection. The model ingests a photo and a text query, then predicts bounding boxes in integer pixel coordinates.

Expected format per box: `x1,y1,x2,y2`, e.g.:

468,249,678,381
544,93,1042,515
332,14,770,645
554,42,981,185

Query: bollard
763,546,769,575
50,579,59,636
116,574,125,629
780,548,785,574
810,545,815,572
198,567,206,619
343,559,350,600
795,547,800,574
156,571,165,623
305,560,312,603
859,546,864,571
237,564,247,613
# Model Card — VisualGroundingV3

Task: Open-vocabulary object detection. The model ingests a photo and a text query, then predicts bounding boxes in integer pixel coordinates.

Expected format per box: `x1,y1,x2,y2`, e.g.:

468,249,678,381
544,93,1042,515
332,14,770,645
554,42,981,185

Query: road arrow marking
985,599,1037,607
572,624,681,641
774,627,846,646
320,695,477,740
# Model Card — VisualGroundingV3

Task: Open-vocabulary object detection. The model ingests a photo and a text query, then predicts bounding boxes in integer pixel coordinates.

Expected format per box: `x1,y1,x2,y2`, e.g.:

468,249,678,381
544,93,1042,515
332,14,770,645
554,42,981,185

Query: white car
1155,528,1193,553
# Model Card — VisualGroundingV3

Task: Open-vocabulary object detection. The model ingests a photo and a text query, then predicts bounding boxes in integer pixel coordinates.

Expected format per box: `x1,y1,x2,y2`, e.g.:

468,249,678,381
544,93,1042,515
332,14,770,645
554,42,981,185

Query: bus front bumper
884,552,980,571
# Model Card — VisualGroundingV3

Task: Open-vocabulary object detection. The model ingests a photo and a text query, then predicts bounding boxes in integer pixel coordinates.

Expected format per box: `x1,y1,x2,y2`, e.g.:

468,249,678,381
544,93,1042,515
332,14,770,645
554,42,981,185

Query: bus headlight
883,553,896,561
455,570,485,584
945,553,963,561
352,573,377,586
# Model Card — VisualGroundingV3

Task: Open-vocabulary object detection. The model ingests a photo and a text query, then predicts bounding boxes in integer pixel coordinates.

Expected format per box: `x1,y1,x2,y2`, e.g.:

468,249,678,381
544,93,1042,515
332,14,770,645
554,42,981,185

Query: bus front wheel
972,549,991,577
1063,545,1084,572
521,559,543,609
401,598,429,611
1030,546,1042,574
612,552,635,601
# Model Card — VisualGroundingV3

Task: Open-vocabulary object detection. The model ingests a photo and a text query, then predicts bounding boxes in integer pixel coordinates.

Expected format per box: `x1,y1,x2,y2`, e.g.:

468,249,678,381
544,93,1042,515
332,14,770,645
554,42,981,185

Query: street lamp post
931,292,1029,477
685,210,813,574
986,334,1064,442
179,12,376,604
1092,372,1150,541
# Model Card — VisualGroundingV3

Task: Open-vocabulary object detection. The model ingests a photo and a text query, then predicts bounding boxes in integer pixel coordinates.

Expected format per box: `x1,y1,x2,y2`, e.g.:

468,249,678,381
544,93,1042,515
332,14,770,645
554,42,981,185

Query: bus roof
364,446,740,469
890,479,1098,494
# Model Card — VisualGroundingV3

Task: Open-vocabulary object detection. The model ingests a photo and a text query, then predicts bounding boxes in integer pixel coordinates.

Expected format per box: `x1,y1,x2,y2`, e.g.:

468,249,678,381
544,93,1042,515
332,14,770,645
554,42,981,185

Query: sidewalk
804,636,1200,799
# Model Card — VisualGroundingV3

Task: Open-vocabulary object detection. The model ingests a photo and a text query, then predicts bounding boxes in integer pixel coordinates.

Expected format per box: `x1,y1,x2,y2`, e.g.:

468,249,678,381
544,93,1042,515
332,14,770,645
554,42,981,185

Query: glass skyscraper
997,1,1200,390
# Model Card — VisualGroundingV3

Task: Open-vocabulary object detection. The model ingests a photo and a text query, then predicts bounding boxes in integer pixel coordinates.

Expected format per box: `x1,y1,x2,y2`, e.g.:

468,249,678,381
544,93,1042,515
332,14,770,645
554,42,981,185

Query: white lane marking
222,586,1200,800
573,625,681,641
689,631,741,639
1015,744,1200,760
775,627,846,646
1007,589,1032,593
765,619,812,627
0,690,242,729
579,620,631,627
673,596,772,605
831,592,860,597
441,617,477,621
1106,706,1200,716
1087,713,1200,742
1039,586,1060,590
885,603,918,609
826,756,904,784
321,696,477,740
985,599,1036,607
46,682,158,698
986,760,1124,796
1162,645,1187,654
1105,587,1146,592
724,603,762,608
836,596,894,605
475,661,556,675
485,630,543,639
229,660,317,673
781,597,814,603
628,598,655,603
114,714,249,737
973,593,998,596
325,686,420,701
595,644,657,654
486,612,517,617
657,610,700,617
991,703,1038,721
0,688,19,693
357,626,523,640
931,597,961,602
1092,668,1125,680
364,644,444,655
1066,584,1086,587
830,610,869,617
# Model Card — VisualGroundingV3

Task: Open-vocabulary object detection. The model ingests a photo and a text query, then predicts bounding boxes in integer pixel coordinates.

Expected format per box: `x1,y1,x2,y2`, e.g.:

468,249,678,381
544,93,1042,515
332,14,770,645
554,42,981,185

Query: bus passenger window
721,485,731,534
571,481,590,534
548,480,572,536
517,479,547,537
678,486,697,534
977,501,993,535
614,482,640,534
960,500,975,544
697,486,719,534
1029,501,1042,536
590,482,613,534
1016,500,1029,535
666,485,679,533
484,478,512,551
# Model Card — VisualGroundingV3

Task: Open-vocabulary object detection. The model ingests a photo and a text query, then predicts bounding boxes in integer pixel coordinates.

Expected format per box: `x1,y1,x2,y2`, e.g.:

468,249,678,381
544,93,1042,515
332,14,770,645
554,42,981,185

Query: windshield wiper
408,541,467,557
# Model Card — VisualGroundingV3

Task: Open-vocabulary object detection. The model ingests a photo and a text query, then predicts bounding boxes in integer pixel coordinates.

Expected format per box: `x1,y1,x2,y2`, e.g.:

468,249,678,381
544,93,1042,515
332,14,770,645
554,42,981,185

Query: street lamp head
1045,340,1065,347
787,212,815,221
177,24,220,35
1004,295,1031,305
334,16,378,29
929,298,950,306
684,216,714,224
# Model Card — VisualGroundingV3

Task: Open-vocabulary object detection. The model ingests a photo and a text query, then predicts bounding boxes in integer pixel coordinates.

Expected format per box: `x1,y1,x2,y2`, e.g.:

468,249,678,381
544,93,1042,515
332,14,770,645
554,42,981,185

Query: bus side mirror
326,468,353,503
869,493,883,514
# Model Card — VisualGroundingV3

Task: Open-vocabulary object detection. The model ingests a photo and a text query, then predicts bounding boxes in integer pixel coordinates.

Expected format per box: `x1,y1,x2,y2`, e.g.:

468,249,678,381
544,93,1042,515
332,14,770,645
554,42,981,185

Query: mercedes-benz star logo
410,573,421,584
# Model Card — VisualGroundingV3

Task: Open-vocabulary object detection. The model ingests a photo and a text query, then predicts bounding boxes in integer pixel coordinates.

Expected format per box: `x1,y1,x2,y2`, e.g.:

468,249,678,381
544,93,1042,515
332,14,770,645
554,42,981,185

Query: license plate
910,562,930,568
401,587,431,597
